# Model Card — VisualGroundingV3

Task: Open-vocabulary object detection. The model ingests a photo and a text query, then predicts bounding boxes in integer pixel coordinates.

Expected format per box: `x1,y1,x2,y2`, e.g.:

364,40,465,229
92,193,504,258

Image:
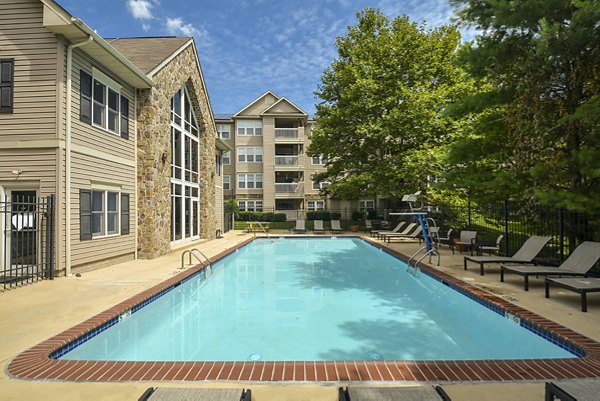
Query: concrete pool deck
1,231,599,400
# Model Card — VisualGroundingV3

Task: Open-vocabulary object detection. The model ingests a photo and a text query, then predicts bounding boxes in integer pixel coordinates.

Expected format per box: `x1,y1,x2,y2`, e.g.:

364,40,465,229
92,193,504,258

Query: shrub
236,211,277,222
306,210,331,220
351,211,363,221
272,213,287,222
330,212,342,220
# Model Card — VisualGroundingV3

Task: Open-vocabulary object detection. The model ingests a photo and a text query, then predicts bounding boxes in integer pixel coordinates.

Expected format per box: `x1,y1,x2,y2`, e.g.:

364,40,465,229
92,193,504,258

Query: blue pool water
60,238,575,361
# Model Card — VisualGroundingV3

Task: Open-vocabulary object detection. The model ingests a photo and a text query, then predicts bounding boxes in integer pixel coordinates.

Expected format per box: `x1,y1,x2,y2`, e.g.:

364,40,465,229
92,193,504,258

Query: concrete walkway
1,231,599,400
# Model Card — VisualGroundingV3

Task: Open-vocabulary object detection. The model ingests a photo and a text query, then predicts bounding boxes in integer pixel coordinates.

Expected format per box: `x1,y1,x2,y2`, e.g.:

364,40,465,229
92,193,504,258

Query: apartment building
214,91,330,219
0,0,224,278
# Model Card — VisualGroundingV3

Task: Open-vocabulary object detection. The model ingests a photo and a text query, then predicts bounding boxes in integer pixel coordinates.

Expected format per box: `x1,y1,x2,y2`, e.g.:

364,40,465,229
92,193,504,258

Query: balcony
275,155,300,166
274,128,303,142
275,183,304,197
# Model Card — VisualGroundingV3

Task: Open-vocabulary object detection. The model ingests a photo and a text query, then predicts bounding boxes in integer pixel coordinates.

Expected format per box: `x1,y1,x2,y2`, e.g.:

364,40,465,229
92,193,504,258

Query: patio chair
313,219,326,234
331,220,343,233
477,234,504,256
364,219,372,232
437,228,453,250
545,277,600,312
545,379,600,400
339,385,451,401
464,235,551,276
139,387,251,401
451,230,478,255
371,221,406,238
288,219,308,233
501,241,600,291
383,224,423,243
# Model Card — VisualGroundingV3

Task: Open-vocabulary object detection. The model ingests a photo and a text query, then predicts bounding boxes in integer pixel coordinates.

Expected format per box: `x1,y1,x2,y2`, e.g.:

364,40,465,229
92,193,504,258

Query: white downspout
65,36,93,276
134,90,138,259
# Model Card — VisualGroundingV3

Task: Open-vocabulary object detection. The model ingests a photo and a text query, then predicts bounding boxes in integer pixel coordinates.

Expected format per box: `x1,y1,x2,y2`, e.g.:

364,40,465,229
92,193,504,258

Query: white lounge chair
464,235,551,276
331,220,343,233
501,241,600,291
313,220,326,234
288,219,308,233
382,224,422,243
372,221,406,239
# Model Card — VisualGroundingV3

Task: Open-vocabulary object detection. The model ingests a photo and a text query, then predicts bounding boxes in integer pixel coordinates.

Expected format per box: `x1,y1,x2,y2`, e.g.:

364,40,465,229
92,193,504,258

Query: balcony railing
275,183,303,193
275,128,299,138
275,155,300,166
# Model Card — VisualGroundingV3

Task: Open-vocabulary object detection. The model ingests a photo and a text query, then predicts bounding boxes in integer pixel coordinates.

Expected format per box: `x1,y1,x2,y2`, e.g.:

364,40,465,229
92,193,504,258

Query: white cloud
166,17,202,37
126,0,156,21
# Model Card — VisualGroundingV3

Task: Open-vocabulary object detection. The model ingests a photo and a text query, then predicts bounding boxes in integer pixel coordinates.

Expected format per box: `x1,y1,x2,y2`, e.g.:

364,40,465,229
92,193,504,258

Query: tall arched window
171,86,200,243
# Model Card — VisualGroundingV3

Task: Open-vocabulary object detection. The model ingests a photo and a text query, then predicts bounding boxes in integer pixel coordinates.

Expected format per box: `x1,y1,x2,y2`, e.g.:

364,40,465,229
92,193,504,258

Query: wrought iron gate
223,205,233,233
1,194,55,289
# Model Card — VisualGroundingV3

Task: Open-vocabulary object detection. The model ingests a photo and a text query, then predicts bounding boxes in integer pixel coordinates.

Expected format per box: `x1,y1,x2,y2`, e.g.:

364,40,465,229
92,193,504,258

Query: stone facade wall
137,45,217,258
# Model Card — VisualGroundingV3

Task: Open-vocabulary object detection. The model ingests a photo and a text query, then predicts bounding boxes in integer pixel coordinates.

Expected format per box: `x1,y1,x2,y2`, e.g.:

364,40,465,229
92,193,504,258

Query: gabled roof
232,90,280,117
260,97,307,116
106,37,192,75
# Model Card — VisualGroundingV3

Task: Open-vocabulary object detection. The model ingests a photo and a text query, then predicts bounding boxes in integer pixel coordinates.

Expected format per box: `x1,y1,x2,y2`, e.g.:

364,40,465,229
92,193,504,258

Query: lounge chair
501,241,600,291
545,379,600,400
331,220,343,233
477,234,504,256
371,221,406,238
377,222,414,240
545,277,600,312
451,230,477,255
313,219,326,234
464,235,551,276
339,385,451,401
383,224,423,243
288,219,308,233
139,387,251,401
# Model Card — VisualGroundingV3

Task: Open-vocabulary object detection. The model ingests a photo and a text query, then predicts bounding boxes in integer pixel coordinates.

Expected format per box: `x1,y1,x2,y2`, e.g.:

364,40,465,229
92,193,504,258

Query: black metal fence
223,205,233,233
420,201,600,266
1,194,55,289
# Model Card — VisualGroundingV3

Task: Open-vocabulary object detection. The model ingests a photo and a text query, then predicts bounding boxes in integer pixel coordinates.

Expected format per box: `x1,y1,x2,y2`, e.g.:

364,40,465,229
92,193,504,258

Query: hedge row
305,211,342,220
236,212,287,222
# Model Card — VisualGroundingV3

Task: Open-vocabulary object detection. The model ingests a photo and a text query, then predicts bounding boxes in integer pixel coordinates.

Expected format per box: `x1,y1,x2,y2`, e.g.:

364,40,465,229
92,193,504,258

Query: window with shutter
121,193,130,235
0,59,14,113
120,96,129,139
80,70,92,123
79,189,93,240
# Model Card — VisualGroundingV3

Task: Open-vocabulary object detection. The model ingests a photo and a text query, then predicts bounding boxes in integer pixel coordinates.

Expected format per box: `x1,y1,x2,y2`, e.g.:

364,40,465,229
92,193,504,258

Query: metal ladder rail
252,221,271,239
181,248,212,270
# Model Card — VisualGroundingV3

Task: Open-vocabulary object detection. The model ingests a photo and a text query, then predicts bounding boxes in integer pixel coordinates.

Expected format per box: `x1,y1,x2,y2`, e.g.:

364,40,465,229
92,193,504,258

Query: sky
59,0,476,115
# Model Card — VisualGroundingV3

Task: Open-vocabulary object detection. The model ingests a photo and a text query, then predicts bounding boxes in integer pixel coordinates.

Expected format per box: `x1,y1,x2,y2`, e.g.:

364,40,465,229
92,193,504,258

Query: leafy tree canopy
308,8,469,200
443,0,600,211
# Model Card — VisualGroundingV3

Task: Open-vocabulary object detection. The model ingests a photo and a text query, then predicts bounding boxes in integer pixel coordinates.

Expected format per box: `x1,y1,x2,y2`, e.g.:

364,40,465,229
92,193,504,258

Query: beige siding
215,173,223,231
70,152,135,267
0,0,58,141
69,49,136,160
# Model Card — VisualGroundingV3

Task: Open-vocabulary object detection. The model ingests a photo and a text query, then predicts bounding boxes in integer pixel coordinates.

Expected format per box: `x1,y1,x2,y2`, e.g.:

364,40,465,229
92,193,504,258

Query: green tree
445,0,600,211
308,9,468,200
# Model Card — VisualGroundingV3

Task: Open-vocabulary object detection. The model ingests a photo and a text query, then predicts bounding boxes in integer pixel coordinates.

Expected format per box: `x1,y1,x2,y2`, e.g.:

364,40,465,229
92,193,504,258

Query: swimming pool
56,237,573,362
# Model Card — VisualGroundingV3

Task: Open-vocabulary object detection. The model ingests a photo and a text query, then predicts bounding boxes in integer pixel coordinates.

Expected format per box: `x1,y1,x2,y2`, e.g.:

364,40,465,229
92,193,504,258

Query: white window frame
311,155,327,165
223,175,231,190
223,150,231,165
217,124,231,139
237,120,263,136
237,173,263,190
312,180,330,190
91,190,120,238
359,199,375,211
307,200,325,211
238,199,263,212
90,70,125,135
237,146,263,163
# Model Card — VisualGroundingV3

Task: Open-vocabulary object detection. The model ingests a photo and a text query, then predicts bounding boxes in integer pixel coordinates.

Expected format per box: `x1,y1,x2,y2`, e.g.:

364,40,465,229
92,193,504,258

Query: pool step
139,387,251,401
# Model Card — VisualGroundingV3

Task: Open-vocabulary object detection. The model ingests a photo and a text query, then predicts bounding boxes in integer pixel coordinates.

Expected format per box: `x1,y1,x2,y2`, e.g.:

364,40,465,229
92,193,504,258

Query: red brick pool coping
8,235,600,382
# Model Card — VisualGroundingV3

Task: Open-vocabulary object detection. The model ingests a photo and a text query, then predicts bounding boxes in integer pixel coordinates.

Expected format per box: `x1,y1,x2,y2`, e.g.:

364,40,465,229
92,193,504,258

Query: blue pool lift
388,192,441,275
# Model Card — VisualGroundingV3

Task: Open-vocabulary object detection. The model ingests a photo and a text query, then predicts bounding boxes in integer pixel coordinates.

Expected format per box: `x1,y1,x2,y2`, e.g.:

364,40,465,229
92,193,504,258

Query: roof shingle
107,37,192,75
